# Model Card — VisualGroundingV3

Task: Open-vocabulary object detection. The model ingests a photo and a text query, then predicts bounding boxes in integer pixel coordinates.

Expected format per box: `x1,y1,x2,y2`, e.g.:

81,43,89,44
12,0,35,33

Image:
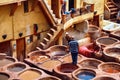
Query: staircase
38,0,61,25
38,0,63,49
106,1,119,22
39,25,64,49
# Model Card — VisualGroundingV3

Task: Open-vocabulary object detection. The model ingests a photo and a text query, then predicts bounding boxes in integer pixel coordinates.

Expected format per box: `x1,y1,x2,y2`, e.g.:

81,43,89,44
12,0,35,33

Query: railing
111,0,120,9
38,0,57,26
104,4,111,20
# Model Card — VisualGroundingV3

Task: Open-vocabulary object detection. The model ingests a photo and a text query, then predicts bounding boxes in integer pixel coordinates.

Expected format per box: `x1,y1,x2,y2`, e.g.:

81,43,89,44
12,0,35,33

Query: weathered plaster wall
0,5,13,42
13,1,49,39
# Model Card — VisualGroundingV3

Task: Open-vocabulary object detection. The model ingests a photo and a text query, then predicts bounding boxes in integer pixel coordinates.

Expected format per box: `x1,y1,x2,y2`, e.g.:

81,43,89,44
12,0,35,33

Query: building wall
0,1,50,57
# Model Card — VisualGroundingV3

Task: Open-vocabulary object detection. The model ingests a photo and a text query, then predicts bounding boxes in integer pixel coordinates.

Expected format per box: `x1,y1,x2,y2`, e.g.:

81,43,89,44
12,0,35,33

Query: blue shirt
69,40,79,53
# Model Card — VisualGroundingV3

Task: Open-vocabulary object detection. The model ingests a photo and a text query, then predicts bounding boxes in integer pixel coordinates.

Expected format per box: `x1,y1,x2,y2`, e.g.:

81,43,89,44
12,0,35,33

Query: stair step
44,37,49,42
39,42,46,49
43,38,49,44
107,2,113,5
110,8,118,11
110,12,117,15
40,42,46,46
108,5,116,8
49,28,56,35
47,33,53,37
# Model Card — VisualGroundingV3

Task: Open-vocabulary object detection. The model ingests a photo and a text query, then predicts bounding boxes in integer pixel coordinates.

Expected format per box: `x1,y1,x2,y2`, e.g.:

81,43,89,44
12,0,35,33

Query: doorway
0,41,12,56
69,0,74,11
16,38,26,61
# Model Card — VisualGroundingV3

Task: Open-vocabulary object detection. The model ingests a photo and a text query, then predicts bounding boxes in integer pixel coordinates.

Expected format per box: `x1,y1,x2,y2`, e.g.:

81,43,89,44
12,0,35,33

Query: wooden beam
10,3,18,16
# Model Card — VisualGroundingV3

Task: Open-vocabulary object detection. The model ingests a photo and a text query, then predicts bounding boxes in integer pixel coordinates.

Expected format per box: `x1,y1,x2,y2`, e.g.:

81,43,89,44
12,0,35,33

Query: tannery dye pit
19,69,42,80
0,73,10,80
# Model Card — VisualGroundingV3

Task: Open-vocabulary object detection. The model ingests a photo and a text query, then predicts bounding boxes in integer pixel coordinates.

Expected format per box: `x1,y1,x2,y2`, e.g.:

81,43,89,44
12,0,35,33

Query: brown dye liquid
98,39,117,45
39,77,59,80
19,70,41,80
30,56,49,63
104,67,120,73
79,60,101,69
41,60,61,70
8,65,26,72
62,54,81,63
0,58,14,67
0,73,9,80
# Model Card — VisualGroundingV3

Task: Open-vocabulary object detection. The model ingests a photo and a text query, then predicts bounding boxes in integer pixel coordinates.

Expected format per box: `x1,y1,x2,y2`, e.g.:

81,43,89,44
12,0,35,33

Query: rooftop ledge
63,12,94,30
0,0,26,6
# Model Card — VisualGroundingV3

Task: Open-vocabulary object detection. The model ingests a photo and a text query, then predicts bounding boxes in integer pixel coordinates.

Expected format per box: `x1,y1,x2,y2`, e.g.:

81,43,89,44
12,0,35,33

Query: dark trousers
71,52,78,64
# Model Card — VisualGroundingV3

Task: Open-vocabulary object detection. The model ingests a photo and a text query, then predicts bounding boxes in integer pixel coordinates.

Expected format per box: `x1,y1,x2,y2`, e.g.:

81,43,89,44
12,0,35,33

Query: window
24,1,29,13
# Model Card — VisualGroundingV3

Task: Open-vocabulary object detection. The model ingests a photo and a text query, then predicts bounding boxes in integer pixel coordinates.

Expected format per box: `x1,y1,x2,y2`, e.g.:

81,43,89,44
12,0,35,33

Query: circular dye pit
72,69,96,80
103,47,120,58
93,76,116,80
49,45,68,59
28,50,50,63
39,60,61,71
112,42,120,48
7,63,26,72
0,72,10,80
78,58,102,69
99,62,120,73
30,55,50,63
19,69,42,80
54,63,79,74
0,57,16,67
39,76,61,80
111,30,120,40
88,25,100,41
96,37,118,47
60,54,82,63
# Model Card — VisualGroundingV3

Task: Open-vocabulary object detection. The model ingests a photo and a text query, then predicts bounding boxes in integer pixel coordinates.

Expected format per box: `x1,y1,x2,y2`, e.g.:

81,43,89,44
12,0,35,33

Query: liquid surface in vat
39,77,59,80
19,70,41,80
8,65,26,72
104,67,120,73
40,60,61,69
98,38,117,45
0,73,9,80
79,60,101,69
0,58,14,67
30,55,50,63
77,71,95,80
